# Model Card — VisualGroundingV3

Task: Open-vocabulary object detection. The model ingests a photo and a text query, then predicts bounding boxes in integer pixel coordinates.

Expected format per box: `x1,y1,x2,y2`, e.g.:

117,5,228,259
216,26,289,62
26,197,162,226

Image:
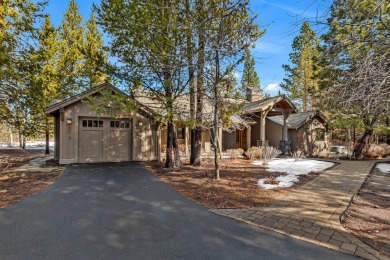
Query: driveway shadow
0,162,356,259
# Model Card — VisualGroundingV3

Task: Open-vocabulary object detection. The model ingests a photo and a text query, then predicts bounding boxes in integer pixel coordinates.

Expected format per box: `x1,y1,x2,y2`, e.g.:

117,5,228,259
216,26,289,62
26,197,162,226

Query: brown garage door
79,118,131,163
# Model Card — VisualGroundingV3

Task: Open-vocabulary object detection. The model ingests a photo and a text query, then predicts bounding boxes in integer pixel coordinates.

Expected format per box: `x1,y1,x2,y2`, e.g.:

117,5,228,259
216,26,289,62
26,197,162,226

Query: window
177,127,185,139
82,120,103,128
110,120,130,128
315,129,325,141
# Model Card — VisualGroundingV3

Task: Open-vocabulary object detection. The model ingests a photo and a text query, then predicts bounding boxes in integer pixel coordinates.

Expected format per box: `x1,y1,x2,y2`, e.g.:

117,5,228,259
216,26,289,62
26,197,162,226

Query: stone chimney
246,87,263,102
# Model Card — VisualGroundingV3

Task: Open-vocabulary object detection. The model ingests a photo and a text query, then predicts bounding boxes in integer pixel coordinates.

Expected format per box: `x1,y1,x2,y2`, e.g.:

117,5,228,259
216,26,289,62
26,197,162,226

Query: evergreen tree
57,0,85,96
29,15,61,154
0,0,44,147
97,0,189,169
321,0,389,157
241,51,261,97
82,12,108,88
281,21,321,111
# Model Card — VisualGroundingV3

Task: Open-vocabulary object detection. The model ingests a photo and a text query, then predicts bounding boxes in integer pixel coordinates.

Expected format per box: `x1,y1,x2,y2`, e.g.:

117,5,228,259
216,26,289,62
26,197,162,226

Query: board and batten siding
222,131,236,151
265,119,283,148
58,99,159,164
250,112,261,147
160,127,211,153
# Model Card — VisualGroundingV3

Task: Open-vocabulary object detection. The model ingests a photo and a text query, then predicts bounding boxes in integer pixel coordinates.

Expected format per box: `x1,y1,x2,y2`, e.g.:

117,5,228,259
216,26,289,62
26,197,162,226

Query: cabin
46,83,328,164
45,83,160,164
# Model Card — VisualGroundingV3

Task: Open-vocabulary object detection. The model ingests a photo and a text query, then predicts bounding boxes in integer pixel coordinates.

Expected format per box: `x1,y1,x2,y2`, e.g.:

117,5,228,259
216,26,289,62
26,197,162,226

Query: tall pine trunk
165,122,174,168
193,3,205,166
353,116,377,158
172,125,182,169
386,116,390,145
9,127,13,146
22,135,26,150
213,50,220,180
18,129,22,148
186,0,197,165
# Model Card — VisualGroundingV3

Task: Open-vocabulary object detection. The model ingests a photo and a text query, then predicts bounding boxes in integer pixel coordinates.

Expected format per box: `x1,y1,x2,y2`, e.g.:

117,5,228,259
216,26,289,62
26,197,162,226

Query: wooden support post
282,111,291,141
246,126,251,149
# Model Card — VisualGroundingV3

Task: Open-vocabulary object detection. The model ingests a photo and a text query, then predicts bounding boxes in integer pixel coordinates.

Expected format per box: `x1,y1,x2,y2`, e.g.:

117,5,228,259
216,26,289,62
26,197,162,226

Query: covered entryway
79,118,132,163
235,129,247,150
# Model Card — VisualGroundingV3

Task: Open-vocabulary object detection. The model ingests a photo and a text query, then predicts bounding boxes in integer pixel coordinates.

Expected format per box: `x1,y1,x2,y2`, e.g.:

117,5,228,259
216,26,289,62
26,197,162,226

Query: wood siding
222,131,235,151
265,119,283,148
250,112,261,147
58,97,158,164
160,127,211,153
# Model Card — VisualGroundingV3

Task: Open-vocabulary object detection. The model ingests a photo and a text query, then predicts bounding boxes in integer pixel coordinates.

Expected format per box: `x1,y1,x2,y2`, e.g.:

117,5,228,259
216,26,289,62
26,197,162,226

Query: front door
235,129,247,150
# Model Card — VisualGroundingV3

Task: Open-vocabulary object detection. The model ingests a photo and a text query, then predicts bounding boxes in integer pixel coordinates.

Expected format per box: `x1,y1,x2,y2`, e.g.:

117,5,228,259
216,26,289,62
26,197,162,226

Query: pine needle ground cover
342,163,390,257
145,159,324,209
0,149,63,208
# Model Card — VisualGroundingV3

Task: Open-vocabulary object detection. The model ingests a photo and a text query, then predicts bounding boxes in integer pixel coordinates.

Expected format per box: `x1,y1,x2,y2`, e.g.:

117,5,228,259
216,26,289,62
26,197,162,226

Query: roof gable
243,95,297,114
267,110,327,129
45,83,127,115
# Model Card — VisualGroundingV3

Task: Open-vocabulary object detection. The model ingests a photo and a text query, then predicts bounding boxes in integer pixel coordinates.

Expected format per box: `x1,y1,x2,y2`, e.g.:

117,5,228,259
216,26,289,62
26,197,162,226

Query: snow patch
377,163,390,174
254,158,334,189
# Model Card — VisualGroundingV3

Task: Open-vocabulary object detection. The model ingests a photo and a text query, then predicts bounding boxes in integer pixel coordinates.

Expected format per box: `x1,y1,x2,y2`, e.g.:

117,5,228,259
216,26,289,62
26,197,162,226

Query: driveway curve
0,162,356,260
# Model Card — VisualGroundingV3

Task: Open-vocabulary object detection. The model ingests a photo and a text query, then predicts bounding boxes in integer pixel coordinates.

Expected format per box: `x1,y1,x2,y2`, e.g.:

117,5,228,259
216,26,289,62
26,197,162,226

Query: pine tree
57,0,85,96
29,15,61,154
281,21,321,111
241,51,261,97
0,0,44,147
321,0,389,157
83,12,108,88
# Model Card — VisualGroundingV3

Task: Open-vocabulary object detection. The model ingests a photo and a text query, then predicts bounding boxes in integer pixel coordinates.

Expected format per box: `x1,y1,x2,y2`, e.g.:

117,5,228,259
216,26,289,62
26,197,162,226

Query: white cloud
265,83,280,91
255,41,287,54
258,0,318,19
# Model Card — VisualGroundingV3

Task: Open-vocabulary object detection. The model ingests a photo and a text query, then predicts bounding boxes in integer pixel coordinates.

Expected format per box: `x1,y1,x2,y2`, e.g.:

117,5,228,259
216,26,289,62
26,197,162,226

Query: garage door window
82,120,103,127
110,120,130,128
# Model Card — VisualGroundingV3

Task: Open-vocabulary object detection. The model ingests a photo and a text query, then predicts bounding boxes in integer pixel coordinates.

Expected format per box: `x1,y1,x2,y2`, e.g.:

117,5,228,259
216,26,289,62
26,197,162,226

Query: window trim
315,128,325,141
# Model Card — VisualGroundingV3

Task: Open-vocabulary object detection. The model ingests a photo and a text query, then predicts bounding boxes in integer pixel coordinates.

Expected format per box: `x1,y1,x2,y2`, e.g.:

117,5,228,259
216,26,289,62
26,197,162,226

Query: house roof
45,82,124,114
243,95,297,115
45,83,157,120
267,110,327,129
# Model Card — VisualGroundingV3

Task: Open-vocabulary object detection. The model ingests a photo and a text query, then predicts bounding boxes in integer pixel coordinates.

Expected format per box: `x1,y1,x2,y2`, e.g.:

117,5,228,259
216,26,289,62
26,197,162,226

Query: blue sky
43,0,330,96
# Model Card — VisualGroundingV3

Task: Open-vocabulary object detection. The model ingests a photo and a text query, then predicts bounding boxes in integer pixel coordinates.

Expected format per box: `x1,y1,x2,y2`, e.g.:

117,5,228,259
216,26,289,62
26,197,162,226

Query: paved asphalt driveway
0,162,356,260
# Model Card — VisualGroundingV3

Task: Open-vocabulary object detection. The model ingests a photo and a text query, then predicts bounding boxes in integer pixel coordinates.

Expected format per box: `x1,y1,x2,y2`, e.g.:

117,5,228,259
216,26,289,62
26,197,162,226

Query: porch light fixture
66,118,72,125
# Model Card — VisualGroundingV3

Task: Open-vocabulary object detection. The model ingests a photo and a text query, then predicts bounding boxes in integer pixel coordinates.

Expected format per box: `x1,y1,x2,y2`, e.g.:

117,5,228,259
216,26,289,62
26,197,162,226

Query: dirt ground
144,158,324,209
0,149,63,209
342,163,390,257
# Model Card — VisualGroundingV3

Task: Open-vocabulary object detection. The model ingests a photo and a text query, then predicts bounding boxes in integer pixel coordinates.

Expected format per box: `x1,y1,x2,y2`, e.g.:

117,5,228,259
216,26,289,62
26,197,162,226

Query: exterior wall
58,98,158,164
160,127,211,154
222,131,235,151
293,118,328,156
265,119,283,148
250,112,261,147
133,115,160,161
288,129,298,151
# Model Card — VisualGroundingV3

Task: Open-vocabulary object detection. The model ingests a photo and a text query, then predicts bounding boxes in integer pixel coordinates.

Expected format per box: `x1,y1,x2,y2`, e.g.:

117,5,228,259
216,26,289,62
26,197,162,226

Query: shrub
226,148,244,159
363,144,386,158
378,143,390,157
291,149,305,161
245,146,262,160
245,146,282,164
262,146,282,165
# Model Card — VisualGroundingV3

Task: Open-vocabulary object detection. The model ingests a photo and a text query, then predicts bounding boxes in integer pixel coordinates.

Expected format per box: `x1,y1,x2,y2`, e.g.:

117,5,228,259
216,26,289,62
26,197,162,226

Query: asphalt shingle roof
267,111,325,129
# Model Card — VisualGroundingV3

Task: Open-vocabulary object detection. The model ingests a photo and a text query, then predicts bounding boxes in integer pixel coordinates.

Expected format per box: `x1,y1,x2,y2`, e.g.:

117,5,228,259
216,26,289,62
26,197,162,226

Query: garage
45,83,160,164
79,118,132,163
